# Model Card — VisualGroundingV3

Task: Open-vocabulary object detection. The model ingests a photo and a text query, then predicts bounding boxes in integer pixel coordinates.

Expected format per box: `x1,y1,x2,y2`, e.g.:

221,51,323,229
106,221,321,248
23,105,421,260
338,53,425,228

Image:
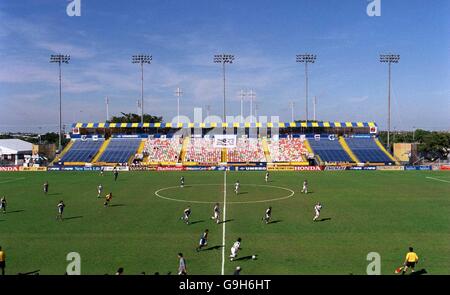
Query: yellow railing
92,138,111,163
179,137,190,162
52,140,74,163
374,138,399,164
339,137,360,163
261,138,272,162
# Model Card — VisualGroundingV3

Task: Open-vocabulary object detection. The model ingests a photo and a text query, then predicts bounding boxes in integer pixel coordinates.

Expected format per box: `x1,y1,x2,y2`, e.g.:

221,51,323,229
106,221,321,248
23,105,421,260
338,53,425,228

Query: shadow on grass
7,209,25,214
64,216,83,220
18,270,40,275
268,220,282,224
410,269,427,275
233,255,254,261
218,219,233,224
110,204,125,207
317,218,332,222
189,220,204,225
203,245,224,251
236,192,248,195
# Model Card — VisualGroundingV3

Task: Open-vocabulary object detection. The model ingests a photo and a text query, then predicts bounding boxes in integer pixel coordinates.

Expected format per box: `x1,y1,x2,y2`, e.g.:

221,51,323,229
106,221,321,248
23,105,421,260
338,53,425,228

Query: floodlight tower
248,89,256,123
175,87,183,125
380,54,400,150
50,54,70,152
239,89,246,123
296,53,317,123
132,54,152,124
213,54,235,123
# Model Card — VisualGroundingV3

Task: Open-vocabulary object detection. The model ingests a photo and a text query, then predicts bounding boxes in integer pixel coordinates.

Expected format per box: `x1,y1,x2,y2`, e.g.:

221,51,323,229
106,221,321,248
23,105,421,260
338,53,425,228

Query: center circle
154,183,295,204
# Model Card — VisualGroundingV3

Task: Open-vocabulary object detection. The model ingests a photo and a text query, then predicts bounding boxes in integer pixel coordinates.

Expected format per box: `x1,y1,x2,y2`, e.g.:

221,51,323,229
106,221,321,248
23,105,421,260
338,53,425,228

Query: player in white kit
97,184,103,198
211,203,220,224
230,238,242,261
234,181,240,195
313,202,322,221
301,180,308,194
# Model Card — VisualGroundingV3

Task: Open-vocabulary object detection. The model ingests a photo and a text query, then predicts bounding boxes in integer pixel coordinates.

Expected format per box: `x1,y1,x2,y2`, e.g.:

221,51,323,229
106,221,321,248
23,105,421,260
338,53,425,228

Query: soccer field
0,170,449,275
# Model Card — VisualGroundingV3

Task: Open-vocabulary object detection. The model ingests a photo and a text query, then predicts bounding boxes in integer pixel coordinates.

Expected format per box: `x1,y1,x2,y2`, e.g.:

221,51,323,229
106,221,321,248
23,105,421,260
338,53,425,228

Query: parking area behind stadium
0,170,449,275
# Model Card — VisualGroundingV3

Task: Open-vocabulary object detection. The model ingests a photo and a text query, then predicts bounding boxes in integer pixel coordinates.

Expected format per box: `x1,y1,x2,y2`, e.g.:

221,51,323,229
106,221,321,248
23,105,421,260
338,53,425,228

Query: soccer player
313,202,322,221
0,196,6,214
196,229,209,252
0,246,5,275
113,167,119,181
262,206,272,224
104,192,113,207
43,181,49,194
100,167,104,176
178,253,187,275
229,237,242,261
97,184,103,198
234,180,240,195
56,200,65,221
211,203,220,224
265,172,269,183
301,179,308,194
402,247,419,275
181,206,191,224
180,176,185,188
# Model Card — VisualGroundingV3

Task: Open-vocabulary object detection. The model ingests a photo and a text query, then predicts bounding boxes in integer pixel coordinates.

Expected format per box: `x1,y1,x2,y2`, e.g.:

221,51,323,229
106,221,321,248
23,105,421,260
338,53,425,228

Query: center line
221,170,227,275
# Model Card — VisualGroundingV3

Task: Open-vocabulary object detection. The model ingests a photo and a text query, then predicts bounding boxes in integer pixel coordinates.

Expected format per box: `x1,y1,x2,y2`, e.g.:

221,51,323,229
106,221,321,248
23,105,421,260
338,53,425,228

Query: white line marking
0,177,26,184
426,177,450,183
221,170,227,275
154,184,295,204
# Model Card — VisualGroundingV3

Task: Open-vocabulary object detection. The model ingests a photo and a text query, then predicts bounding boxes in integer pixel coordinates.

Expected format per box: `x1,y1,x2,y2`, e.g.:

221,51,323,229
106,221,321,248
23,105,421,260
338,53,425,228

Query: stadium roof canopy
72,121,377,129
0,139,33,155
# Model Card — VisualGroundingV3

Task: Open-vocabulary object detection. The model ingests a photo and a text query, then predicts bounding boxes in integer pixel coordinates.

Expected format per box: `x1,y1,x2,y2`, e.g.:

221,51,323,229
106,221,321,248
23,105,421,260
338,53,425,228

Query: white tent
0,139,33,165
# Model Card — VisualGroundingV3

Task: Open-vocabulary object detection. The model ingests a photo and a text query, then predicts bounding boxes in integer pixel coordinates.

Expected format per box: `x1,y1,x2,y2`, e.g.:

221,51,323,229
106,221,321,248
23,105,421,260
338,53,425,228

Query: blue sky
0,0,449,132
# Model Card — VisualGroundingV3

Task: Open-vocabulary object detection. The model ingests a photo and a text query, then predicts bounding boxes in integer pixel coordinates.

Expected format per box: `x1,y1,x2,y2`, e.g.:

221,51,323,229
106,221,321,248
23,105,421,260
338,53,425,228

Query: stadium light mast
296,53,317,123
50,54,70,152
105,96,110,122
213,54,235,123
132,54,152,124
239,89,246,123
313,96,317,121
248,89,256,123
380,53,400,150
175,87,183,125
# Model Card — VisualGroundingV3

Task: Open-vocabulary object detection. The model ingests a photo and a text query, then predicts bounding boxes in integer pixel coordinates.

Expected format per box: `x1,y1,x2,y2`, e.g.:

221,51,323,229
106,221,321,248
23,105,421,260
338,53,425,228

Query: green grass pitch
0,170,449,275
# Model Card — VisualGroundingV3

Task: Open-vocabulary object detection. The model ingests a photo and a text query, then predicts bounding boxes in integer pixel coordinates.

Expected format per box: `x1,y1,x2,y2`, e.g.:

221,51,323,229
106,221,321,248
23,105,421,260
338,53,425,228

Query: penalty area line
426,177,450,183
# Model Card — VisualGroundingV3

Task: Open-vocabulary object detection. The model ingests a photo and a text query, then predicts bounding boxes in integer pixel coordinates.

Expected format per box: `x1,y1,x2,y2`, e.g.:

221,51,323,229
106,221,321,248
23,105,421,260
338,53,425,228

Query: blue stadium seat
345,138,393,163
99,138,142,163
308,138,353,163
61,139,104,162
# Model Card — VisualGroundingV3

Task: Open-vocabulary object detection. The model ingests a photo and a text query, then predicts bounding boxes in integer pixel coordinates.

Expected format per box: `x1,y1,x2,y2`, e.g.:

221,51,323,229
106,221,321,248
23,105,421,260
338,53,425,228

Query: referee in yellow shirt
402,247,419,275
0,246,5,275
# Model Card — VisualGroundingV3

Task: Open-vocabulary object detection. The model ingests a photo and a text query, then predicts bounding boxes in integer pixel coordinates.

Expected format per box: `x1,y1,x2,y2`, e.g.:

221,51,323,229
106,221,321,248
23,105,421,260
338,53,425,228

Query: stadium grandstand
53,121,397,167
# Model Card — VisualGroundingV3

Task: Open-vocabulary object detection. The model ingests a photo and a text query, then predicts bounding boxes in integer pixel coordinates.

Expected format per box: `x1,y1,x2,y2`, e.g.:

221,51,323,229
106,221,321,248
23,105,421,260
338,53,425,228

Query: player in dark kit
43,181,49,194
180,176,185,188
196,229,209,251
0,197,6,214
104,193,113,207
113,168,119,181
